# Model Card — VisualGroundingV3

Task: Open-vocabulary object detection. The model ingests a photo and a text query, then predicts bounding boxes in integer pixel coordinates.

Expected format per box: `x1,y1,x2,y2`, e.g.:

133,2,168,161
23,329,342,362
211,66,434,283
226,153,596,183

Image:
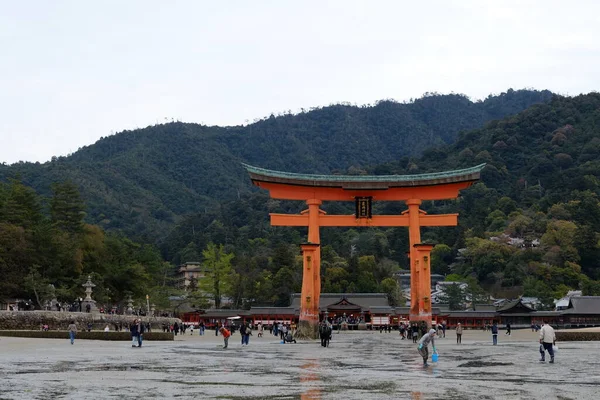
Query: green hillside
3,90,600,310
0,89,552,241
160,92,600,307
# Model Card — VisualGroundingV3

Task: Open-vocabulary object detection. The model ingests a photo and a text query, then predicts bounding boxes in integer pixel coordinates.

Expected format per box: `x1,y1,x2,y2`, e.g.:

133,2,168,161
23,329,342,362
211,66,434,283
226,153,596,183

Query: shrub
555,331,600,341
0,330,174,341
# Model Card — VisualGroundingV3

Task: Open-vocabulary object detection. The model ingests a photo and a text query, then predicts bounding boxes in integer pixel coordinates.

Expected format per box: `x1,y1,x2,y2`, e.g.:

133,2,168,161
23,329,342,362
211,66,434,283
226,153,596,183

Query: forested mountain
159,92,600,308
0,89,552,241
7,88,600,311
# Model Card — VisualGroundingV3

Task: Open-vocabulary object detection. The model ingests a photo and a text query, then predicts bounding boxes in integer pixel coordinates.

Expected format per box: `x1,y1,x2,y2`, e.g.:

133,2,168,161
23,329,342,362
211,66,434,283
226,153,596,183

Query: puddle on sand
458,361,514,368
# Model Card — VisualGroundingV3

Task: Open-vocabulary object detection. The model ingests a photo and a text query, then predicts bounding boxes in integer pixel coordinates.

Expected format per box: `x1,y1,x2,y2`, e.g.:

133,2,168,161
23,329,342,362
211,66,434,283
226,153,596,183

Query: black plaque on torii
355,197,372,219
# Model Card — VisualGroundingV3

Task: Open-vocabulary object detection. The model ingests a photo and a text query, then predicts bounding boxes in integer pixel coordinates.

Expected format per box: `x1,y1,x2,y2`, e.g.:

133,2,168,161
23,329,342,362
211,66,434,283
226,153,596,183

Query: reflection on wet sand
300,359,321,400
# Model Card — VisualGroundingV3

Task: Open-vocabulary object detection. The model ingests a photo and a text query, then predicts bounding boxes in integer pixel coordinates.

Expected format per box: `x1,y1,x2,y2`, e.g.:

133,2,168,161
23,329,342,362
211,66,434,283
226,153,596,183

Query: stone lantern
81,275,97,312
126,295,134,315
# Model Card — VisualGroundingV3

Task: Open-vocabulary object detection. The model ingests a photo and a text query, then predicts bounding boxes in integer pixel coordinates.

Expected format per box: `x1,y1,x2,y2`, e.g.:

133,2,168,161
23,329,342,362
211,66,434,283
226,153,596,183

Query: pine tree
50,181,86,234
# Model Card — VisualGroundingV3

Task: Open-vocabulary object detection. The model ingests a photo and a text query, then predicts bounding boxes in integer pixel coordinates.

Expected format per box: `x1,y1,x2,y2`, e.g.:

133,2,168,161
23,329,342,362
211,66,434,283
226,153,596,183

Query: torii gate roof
243,163,486,190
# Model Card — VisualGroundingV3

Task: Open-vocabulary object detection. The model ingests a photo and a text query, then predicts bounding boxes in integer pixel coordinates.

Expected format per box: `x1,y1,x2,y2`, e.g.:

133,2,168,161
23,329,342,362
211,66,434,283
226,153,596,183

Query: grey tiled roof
244,163,486,189
445,311,497,318
198,309,251,318
249,307,296,315
497,299,534,313
289,293,390,309
563,296,600,314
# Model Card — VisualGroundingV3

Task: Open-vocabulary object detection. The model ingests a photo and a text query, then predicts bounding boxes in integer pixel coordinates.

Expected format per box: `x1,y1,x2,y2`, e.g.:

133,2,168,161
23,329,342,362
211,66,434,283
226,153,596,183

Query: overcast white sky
1,1,599,164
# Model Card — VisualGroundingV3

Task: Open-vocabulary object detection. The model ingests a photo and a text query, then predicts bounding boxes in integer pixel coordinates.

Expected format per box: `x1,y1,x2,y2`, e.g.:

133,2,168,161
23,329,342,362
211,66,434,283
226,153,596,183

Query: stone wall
0,310,181,331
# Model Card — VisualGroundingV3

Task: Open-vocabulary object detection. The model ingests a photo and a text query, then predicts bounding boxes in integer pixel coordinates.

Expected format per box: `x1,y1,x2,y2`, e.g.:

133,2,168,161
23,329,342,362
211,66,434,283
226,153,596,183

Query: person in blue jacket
491,321,499,345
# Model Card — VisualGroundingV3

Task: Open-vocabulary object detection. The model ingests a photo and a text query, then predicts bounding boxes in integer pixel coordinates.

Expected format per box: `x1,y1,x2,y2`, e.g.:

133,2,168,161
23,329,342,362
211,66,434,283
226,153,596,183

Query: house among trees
394,270,445,292
176,262,206,290
554,290,582,310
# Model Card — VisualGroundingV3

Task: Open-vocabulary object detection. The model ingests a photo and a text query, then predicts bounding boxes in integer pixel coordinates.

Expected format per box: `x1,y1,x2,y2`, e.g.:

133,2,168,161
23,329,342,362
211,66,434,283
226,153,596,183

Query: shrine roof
564,296,600,314
290,293,390,308
243,163,486,189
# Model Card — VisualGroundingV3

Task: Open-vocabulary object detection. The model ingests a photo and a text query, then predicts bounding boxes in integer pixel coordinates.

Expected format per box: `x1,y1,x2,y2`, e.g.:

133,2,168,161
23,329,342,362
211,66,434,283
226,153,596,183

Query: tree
380,277,401,307
24,268,54,309
464,237,515,283
2,179,43,229
431,244,452,275
464,277,488,309
50,181,86,235
540,220,580,266
200,242,234,308
270,267,293,306
0,223,30,300
179,242,201,264
322,266,350,293
187,289,212,311
438,283,465,310
523,277,555,310
581,278,600,296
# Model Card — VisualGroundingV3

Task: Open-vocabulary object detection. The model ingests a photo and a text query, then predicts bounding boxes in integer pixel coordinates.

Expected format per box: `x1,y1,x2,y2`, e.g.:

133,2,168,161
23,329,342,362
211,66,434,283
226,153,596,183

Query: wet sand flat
0,329,598,399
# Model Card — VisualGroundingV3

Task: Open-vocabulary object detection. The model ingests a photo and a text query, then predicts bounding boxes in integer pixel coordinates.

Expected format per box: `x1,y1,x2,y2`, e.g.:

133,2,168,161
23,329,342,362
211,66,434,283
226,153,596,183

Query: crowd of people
61,315,560,368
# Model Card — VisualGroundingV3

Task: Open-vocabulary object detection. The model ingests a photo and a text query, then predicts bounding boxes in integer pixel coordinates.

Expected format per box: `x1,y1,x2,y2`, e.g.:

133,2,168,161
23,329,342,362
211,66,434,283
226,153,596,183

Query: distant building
520,297,541,310
489,233,540,248
0,299,19,311
180,294,600,330
176,262,208,290
394,270,445,291
554,290,582,311
493,298,508,307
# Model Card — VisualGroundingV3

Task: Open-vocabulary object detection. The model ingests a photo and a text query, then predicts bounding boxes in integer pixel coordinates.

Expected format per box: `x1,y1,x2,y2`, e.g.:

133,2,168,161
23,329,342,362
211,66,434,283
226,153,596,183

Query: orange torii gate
245,163,484,338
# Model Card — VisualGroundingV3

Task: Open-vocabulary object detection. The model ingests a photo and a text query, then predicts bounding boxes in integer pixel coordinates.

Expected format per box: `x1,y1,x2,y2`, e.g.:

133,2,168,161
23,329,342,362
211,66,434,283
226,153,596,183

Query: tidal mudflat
0,329,598,399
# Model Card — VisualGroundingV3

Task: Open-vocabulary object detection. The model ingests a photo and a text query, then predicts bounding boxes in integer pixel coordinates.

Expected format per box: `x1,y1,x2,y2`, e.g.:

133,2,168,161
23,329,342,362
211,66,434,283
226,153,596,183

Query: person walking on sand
68,321,77,345
137,319,145,347
491,321,498,345
505,322,511,336
130,319,140,347
417,328,438,367
219,326,231,349
240,322,248,346
539,320,557,363
456,323,463,344
319,321,332,347
412,323,419,343
257,322,263,338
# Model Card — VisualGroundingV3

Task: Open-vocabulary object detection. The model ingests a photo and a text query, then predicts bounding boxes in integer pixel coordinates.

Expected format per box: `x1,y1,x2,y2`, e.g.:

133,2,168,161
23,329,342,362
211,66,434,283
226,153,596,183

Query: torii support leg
296,199,322,339
407,199,435,328
296,243,321,339
407,199,423,324
414,244,434,324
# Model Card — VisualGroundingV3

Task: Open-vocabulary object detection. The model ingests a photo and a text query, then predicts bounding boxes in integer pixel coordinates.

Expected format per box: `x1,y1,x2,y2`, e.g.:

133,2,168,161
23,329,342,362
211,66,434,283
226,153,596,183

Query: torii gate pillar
412,243,435,325
297,242,321,338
